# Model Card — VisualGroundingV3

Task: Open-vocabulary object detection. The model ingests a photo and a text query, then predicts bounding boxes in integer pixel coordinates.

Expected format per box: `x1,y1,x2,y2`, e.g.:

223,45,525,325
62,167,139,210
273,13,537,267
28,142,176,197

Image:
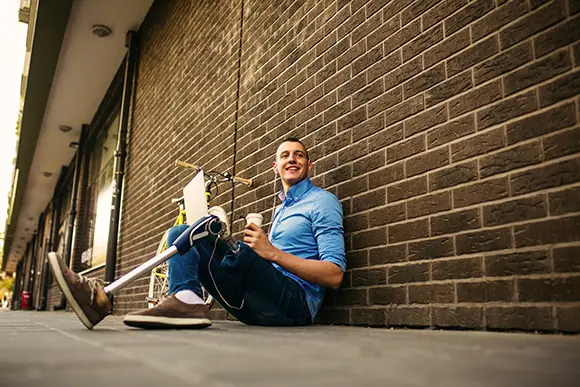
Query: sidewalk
1,309,578,387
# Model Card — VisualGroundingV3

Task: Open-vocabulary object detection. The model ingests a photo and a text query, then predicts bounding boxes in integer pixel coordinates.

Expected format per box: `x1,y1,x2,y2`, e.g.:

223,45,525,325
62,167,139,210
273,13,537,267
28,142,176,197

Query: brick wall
115,0,580,331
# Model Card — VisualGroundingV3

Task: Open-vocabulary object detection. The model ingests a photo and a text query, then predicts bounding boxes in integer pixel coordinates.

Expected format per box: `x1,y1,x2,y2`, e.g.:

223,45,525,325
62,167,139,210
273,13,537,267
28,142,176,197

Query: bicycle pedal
208,206,231,239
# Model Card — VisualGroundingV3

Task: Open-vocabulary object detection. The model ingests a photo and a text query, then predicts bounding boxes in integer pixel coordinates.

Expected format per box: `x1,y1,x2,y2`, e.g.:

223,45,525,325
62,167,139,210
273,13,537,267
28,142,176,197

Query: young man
48,137,345,329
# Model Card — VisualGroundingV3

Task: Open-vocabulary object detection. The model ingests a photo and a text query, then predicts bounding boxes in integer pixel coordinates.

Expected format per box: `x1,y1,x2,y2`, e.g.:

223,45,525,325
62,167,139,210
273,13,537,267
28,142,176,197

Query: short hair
278,137,309,160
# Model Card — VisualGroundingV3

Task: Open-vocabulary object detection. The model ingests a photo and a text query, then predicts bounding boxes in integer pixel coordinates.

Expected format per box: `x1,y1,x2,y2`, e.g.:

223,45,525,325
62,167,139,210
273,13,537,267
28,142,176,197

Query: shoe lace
78,275,103,305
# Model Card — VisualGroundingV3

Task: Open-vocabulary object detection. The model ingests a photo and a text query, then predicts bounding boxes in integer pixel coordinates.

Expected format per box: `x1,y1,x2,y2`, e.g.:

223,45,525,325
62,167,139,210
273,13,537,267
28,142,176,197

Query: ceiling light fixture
92,24,112,37
58,125,72,133
42,171,53,177
69,141,79,149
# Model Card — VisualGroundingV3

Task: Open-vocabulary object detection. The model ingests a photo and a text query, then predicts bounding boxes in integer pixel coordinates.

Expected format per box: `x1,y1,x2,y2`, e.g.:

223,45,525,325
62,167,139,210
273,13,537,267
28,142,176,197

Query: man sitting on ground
48,137,346,329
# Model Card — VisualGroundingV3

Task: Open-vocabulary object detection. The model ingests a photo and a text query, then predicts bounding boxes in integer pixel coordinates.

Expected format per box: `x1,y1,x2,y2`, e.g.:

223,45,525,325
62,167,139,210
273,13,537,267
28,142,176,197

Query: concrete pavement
0,309,578,387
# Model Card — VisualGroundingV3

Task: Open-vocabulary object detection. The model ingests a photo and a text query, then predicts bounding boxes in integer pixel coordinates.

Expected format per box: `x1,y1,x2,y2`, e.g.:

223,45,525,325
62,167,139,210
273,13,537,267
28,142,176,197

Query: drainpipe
53,125,87,310
105,30,139,285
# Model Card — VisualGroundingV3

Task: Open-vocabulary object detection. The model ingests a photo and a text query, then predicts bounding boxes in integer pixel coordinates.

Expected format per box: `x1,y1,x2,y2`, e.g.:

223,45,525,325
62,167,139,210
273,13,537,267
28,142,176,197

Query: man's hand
243,223,278,261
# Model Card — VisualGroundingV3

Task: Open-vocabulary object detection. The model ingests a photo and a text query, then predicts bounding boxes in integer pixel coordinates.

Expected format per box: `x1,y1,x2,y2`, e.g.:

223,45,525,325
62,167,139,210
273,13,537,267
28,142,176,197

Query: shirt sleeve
311,191,346,272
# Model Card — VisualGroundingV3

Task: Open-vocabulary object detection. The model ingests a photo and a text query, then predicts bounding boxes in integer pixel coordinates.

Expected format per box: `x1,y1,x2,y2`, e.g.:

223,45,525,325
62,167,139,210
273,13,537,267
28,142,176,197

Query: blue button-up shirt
269,178,346,320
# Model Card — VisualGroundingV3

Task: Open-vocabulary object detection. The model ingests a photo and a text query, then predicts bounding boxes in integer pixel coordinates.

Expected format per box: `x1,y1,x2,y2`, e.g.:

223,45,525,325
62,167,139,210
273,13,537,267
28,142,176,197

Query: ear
272,161,278,175
307,159,313,173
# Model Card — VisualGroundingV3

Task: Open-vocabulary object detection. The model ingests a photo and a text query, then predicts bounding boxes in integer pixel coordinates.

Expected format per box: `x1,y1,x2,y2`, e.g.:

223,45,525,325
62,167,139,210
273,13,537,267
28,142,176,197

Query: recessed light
92,24,112,37
42,171,52,177
69,141,79,149
58,125,72,133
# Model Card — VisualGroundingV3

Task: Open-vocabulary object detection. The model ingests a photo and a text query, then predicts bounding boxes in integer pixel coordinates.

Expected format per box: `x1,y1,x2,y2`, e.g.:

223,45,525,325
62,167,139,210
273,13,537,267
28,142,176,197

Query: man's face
273,141,313,188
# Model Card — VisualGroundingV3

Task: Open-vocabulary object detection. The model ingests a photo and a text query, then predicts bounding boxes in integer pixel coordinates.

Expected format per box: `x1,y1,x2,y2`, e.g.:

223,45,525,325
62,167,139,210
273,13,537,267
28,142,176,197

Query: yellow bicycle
146,160,253,308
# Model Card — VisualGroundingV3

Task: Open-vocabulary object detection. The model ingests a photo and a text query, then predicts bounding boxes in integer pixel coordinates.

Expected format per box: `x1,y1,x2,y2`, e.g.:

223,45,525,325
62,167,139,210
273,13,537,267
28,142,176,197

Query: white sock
175,290,205,305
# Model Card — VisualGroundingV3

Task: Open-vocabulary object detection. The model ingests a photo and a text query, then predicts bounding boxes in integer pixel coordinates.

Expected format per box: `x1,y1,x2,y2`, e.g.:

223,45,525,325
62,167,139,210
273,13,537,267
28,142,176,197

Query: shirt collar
277,178,313,203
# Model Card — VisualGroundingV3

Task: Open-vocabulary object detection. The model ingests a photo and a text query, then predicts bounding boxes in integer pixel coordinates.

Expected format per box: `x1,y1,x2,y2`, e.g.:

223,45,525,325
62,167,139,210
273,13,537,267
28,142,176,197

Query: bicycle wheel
147,230,170,308
146,228,215,309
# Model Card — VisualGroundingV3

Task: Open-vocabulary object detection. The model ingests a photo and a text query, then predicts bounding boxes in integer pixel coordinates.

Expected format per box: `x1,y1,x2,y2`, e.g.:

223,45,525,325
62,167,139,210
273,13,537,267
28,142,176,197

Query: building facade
5,0,580,332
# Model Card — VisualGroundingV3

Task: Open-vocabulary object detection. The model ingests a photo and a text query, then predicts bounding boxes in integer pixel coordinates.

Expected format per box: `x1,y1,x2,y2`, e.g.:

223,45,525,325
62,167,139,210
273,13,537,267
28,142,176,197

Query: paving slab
0,309,578,387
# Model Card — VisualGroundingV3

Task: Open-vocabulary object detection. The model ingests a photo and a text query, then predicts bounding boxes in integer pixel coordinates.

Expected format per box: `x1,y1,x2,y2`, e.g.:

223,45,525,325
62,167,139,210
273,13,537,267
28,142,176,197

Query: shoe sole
123,315,212,329
48,252,94,330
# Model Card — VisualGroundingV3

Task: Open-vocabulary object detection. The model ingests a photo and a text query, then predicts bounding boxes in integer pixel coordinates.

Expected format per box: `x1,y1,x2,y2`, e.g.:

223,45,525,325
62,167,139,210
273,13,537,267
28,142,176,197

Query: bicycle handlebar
175,160,253,187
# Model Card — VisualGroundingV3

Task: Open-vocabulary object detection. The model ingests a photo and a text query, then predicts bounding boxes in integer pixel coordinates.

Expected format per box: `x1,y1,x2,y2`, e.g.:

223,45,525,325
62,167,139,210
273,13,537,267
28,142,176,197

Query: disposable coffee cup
245,213,263,228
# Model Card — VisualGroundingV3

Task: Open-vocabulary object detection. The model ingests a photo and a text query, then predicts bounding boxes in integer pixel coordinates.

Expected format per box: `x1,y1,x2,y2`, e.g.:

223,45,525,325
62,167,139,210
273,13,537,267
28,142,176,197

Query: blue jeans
167,225,311,326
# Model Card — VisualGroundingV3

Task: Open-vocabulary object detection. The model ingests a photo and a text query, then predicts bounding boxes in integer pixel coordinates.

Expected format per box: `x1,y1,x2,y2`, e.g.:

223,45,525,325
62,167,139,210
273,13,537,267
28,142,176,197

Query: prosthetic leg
103,208,240,298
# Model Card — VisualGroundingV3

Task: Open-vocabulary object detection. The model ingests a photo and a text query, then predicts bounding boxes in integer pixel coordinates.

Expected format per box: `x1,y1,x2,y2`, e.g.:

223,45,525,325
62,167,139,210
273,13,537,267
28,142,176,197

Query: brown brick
367,51,401,83
344,213,369,233
325,164,352,186
571,0,580,14
385,96,425,128
485,306,552,331
423,0,468,30
499,0,566,49
408,237,454,260
369,243,408,265
369,203,406,227
338,72,365,101
474,41,534,85
388,262,430,284
352,188,386,213
425,70,473,108
479,141,543,178
381,0,416,19
366,13,400,49
403,64,446,99
506,102,577,145
335,288,368,306
485,250,550,277
478,90,538,130
369,162,405,189
369,285,407,305
447,35,499,77
457,280,515,302
352,267,386,287
574,42,580,66
346,250,369,268
518,276,580,302
424,28,470,69
504,50,572,96
409,283,455,304
352,79,383,109
384,57,423,91
535,14,580,57
352,10,382,45
401,0,440,25
351,308,387,326
510,158,580,196
456,227,512,254
408,191,452,219
352,114,385,142
445,0,495,36
338,141,367,164
388,306,430,326
369,88,404,120
324,99,351,125
544,127,580,161
432,306,483,328
539,70,580,107
353,46,383,77
406,106,448,138
403,24,444,62
451,127,505,162
338,6,365,40
405,147,449,177
557,305,580,332
449,80,502,118
483,195,547,227
315,307,350,325
388,218,430,243
353,152,386,176
429,160,478,191
388,176,428,202
514,215,580,247
427,114,475,148
472,0,527,41
549,186,580,215
325,36,351,65
383,19,422,56
453,177,509,208
431,257,482,280
431,208,481,236
353,227,388,249
337,39,366,70
386,133,425,163
554,245,580,273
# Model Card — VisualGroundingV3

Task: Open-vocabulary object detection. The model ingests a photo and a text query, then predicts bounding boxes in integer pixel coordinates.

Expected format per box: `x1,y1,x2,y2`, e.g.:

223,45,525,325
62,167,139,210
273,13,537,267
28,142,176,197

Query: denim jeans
167,225,312,326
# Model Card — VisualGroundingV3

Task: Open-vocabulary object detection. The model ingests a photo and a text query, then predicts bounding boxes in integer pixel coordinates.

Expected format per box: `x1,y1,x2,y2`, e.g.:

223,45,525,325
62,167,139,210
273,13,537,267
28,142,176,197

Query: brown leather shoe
123,294,212,329
47,252,112,330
